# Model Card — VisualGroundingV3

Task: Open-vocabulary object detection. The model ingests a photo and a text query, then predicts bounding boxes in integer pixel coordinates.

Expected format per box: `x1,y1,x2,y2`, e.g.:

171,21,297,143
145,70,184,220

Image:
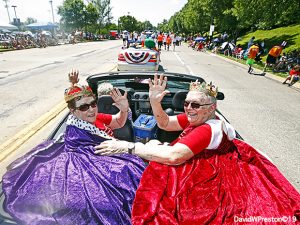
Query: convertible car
0,72,240,225
117,47,160,71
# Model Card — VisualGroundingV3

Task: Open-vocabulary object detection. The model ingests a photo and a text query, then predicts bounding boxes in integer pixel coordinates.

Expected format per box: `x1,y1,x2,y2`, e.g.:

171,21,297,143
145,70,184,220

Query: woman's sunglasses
76,100,97,111
183,101,213,109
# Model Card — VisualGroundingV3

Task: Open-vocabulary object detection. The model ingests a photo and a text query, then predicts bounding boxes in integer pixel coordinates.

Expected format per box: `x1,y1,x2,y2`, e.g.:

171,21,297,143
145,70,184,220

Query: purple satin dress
2,124,146,225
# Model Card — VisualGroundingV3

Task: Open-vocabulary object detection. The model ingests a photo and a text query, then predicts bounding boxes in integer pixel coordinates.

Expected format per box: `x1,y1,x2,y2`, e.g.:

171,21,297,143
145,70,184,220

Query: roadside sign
209,25,214,36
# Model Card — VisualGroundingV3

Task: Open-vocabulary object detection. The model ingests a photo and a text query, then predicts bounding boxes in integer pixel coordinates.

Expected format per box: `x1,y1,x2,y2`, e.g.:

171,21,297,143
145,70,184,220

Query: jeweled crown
189,80,218,97
64,84,94,102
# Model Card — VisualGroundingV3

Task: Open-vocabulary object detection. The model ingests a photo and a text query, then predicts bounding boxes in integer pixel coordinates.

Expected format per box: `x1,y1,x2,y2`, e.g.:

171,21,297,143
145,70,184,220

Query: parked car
117,47,160,71
0,71,240,225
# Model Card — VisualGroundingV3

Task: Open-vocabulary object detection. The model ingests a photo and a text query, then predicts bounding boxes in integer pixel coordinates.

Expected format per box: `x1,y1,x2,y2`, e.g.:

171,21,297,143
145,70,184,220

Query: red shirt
174,113,211,155
157,34,163,42
95,113,114,137
166,37,171,44
289,69,300,77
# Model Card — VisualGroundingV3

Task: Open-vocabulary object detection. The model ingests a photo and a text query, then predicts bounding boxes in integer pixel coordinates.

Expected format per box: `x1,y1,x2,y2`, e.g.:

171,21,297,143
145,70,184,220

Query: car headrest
172,91,187,110
216,92,224,100
97,95,119,114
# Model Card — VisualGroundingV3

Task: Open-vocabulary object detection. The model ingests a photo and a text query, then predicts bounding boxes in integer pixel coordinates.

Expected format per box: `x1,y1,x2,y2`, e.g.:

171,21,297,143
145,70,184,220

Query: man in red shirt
157,32,163,51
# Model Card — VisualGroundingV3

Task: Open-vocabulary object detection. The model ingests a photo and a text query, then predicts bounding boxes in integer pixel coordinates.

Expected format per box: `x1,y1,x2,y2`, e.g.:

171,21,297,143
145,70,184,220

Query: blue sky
0,0,187,26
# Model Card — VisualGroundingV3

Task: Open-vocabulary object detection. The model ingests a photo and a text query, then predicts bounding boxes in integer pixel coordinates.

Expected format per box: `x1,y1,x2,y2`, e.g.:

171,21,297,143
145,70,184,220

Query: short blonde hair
97,82,113,97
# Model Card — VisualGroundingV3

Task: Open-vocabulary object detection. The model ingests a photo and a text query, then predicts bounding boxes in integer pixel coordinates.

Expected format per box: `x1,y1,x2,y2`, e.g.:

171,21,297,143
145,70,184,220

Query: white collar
66,114,113,140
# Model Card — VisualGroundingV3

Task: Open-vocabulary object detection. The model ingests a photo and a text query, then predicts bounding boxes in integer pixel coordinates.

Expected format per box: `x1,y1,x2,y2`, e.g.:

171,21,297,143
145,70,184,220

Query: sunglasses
76,100,97,111
183,101,213,109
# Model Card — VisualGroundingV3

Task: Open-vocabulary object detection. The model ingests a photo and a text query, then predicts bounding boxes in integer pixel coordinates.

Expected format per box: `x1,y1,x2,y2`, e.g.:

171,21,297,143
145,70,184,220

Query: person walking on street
163,33,167,50
166,35,171,51
157,32,163,51
246,43,260,74
172,34,177,51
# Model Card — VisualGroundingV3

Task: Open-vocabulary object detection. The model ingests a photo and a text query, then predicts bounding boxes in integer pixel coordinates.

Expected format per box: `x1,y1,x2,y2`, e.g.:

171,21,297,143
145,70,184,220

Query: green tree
119,15,138,32
141,20,154,31
233,0,300,30
83,3,98,33
24,17,37,25
93,0,113,33
58,0,86,31
157,19,169,32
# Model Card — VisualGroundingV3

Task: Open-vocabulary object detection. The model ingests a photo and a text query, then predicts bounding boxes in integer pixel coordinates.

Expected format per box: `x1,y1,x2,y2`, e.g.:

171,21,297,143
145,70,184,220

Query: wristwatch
127,142,135,154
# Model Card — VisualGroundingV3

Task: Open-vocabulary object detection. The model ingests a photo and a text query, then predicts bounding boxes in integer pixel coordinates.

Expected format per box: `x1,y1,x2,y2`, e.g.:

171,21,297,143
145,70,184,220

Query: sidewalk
211,53,300,90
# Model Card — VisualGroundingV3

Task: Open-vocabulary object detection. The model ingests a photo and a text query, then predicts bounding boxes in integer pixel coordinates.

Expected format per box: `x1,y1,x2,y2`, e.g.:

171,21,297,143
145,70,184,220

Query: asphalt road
0,41,299,190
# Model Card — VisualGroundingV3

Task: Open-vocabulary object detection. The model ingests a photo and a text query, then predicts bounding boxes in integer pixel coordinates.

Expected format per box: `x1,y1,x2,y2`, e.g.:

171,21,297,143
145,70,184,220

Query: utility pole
3,0,11,23
11,5,20,28
11,5,17,19
49,0,55,23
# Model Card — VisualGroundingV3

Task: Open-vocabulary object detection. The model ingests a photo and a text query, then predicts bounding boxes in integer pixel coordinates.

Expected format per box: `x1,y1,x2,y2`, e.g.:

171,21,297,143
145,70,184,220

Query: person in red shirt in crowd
157,32,163,51
166,34,172,51
232,44,243,59
246,43,260,74
282,64,300,86
95,74,300,225
197,41,204,51
263,41,287,72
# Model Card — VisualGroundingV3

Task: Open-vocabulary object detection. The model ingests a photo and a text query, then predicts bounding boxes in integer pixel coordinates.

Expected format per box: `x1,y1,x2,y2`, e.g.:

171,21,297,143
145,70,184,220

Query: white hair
97,82,113,97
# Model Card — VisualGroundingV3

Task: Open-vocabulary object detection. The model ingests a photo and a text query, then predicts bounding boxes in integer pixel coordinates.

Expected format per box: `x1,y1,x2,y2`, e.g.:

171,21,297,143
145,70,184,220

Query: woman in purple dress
2,81,146,225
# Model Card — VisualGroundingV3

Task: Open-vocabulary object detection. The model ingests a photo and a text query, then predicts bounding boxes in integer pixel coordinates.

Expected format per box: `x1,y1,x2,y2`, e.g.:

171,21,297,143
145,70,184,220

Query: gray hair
97,82,113,97
208,95,217,104
190,90,217,104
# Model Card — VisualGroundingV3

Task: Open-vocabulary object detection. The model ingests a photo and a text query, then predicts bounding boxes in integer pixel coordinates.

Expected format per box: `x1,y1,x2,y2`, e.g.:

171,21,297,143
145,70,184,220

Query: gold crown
64,84,94,102
189,80,218,97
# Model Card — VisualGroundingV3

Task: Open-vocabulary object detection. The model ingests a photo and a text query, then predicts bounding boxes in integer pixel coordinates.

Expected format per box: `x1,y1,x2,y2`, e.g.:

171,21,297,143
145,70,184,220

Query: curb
0,101,67,162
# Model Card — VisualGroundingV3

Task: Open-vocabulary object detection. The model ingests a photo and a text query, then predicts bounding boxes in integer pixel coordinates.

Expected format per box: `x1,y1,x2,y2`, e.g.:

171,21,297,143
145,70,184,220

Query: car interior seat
157,91,187,143
172,91,187,114
97,95,134,142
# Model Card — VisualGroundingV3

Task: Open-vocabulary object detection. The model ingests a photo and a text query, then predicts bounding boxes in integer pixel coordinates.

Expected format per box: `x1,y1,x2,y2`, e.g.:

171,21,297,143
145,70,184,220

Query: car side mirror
216,92,224,100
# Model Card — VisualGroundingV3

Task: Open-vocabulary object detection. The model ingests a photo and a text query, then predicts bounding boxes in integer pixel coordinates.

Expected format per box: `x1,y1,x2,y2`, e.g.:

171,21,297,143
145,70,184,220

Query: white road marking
173,52,195,75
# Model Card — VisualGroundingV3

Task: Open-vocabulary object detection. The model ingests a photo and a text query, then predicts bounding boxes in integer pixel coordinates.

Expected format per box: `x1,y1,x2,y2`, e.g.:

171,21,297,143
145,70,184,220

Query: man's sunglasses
76,100,97,111
183,101,213,109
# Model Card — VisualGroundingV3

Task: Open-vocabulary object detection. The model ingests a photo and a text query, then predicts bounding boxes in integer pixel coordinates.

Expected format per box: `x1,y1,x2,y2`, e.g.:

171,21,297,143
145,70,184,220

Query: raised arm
108,88,129,129
149,74,182,131
68,69,79,86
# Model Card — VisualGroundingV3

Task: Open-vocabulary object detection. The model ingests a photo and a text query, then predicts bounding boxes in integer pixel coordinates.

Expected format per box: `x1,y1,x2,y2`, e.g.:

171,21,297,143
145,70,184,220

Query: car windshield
98,79,189,90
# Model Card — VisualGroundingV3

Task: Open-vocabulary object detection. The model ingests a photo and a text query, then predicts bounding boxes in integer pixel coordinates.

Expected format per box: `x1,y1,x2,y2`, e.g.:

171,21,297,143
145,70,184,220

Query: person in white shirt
140,32,146,47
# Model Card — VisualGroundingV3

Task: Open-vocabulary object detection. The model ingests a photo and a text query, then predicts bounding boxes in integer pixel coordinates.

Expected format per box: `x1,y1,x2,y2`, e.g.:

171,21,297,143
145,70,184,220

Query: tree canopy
58,0,113,33
58,0,154,34
160,0,300,38
57,0,300,36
